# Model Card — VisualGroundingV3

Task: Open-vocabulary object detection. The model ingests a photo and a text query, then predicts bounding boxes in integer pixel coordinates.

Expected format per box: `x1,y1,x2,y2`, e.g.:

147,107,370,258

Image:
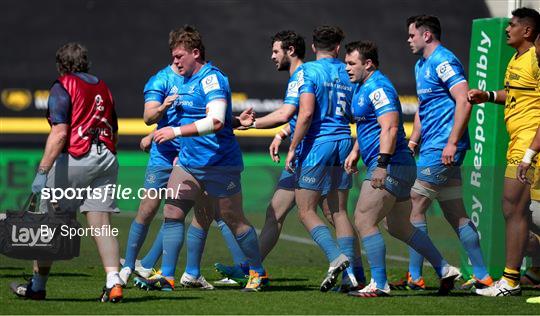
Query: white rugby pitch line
255,228,428,266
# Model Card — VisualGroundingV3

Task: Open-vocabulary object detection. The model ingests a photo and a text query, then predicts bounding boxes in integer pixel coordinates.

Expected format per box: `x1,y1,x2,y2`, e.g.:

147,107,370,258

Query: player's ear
335,44,341,55
192,48,201,60
288,46,295,57
523,25,533,39
365,59,374,71
311,43,316,54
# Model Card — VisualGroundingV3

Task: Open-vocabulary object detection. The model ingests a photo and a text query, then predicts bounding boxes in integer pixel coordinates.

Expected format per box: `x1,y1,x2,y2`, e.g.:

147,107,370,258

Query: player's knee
163,199,194,220
220,209,247,228
411,180,438,202
137,199,159,223
502,197,527,221
265,204,284,224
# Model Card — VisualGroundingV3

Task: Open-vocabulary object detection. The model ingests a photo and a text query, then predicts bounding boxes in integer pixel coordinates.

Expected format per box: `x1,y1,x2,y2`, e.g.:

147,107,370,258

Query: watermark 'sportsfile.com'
40,184,180,203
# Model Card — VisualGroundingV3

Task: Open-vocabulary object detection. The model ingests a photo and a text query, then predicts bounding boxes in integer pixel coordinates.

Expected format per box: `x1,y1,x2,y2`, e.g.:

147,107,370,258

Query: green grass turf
1,211,539,314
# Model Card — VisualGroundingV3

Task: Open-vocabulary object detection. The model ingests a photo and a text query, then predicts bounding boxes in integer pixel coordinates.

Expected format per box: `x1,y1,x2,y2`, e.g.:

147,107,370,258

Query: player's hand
238,107,255,128
408,141,418,155
285,149,296,173
442,142,457,166
344,150,360,174
371,167,387,189
269,136,282,163
517,161,532,184
31,172,47,194
467,89,488,104
161,94,178,110
140,134,153,152
154,127,176,144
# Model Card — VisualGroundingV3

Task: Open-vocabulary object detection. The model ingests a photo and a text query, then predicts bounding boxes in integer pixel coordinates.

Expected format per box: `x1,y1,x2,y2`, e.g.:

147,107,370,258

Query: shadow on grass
393,291,479,297
270,277,309,282
0,272,91,279
123,296,200,303
261,284,312,292
44,296,200,303
0,267,24,271
212,284,312,292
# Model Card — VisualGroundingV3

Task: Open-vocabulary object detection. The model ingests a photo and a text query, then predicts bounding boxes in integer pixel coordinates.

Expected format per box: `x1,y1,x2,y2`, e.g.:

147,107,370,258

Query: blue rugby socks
362,231,387,289
235,226,265,275
140,224,164,269
124,221,149,270
407,228,448,278
185,225,208,278
310,225,341,263
217,219,249,271
408,221,427,280
161,218,185,278
458,220,488,279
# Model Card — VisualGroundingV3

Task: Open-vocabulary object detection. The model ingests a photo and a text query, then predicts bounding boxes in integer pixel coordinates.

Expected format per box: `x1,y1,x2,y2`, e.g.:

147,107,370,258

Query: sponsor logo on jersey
202,74,220,94
417,88,432,95
146,173,156,184
226,181,237,191
171,85,179,94
95,94,104,111
435,174,447,183
420,167,431,176
386,176,399,186
301,176,317,184
286,81,299,98
424,68,431,79
369,88,390,110
436,61,456,82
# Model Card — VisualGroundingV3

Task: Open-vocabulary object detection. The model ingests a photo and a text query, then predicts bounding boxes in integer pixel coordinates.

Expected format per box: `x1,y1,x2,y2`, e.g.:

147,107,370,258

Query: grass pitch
1,211,539,314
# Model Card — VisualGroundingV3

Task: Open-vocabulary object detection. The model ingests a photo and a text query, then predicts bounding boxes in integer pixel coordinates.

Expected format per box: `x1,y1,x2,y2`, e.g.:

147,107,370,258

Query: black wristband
377,153,391,168
487,91,495,103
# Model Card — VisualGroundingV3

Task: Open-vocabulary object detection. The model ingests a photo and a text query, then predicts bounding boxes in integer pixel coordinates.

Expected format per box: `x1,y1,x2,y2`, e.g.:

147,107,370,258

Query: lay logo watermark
10,225,57,247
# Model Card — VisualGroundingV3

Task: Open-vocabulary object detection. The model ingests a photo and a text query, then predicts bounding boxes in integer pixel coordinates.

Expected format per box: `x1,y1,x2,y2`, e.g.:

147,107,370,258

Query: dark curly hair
55,42,90,75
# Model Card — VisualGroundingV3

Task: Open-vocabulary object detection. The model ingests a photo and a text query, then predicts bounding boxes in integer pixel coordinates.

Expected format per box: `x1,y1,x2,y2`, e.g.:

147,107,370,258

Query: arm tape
194,99,228,136
207,99,227,123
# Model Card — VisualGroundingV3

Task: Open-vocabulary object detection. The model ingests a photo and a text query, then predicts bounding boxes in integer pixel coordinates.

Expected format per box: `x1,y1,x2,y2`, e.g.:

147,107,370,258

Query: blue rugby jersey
176,62,243,168
297,58,353,144
351,70,409,168
414,45,470,152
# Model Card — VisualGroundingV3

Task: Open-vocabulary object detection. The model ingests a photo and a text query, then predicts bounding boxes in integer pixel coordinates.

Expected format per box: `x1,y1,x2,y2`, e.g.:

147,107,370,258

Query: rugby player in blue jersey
284,26,359,292
389,15,492,291
119,30,254,288
342,41,461,297
214,30,305,284
215,30,365,291
135,25,267,292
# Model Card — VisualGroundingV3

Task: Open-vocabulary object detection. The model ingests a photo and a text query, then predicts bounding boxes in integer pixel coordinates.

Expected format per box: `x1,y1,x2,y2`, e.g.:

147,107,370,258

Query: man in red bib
10,43,123,303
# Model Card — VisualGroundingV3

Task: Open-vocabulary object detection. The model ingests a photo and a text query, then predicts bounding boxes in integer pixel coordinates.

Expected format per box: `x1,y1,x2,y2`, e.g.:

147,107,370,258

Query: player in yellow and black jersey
468,7,540,297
